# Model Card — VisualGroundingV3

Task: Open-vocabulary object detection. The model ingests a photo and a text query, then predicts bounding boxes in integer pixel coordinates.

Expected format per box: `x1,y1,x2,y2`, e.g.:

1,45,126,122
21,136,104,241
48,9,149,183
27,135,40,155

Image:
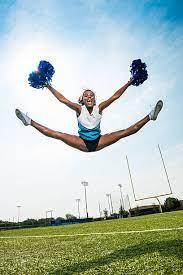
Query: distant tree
21,219,38,226
103,208,108,219
53,217,65,226
55,217,65,222
119,206,129,218
65,214,77,220
38,218,47,226
111,213,119,219
0,221,7,228
164,197,180,211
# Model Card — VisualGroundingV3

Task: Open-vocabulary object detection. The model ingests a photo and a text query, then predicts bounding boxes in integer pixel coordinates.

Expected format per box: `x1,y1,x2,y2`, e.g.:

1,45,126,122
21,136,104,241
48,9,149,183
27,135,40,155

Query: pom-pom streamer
130,59,148,86
28,60,55,89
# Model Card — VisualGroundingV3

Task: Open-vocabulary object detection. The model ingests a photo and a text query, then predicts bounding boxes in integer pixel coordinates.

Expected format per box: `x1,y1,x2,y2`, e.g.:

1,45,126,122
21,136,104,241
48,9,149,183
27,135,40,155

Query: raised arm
98,79,133,113
46,84,81,114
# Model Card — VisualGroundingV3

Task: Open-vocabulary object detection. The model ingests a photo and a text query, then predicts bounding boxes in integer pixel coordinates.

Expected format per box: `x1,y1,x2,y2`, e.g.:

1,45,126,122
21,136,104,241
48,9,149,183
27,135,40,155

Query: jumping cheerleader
15,60,163,152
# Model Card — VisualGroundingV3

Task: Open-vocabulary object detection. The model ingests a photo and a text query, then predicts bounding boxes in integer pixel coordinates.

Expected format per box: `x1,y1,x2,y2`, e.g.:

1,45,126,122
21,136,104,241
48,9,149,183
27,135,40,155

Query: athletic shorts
82,136,101,152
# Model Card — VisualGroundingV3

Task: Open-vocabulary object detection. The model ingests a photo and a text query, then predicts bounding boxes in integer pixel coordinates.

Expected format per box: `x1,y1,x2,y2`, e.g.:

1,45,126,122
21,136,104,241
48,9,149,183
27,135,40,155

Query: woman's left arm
98,79,132,113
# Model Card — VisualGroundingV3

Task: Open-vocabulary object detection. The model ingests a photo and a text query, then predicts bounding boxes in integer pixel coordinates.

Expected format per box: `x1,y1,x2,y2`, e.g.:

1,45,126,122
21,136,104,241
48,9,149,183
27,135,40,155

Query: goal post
125,145,173,213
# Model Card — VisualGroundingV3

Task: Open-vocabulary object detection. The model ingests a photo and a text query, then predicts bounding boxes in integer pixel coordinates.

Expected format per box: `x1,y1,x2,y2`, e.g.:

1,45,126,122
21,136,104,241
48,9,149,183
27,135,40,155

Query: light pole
98,202,102,218
118,184,124,211
106,194,113,215
76,199,81,219
82,181,89,219
126,194,132,217
110,194,114,214
17,205,21,224
106,194,111,215
126,194,132,210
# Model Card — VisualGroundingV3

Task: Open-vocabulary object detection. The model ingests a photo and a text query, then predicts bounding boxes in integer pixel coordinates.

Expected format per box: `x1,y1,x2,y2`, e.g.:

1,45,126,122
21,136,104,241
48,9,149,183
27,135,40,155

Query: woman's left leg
96,115,150,151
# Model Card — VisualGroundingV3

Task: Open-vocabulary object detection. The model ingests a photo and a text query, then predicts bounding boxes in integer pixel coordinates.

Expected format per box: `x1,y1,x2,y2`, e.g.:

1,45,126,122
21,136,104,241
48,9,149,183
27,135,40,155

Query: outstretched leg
97,115,150,151
15,109,88,152
97,100,163,151
31,120,88,152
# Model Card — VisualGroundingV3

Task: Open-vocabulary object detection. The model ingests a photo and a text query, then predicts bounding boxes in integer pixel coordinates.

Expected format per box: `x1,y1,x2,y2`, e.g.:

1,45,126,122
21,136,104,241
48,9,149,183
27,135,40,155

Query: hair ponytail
78,95,84,105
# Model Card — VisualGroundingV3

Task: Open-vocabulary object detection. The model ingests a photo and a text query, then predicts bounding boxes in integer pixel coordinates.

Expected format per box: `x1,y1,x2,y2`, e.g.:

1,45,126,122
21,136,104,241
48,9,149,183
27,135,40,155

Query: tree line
0,197,181,229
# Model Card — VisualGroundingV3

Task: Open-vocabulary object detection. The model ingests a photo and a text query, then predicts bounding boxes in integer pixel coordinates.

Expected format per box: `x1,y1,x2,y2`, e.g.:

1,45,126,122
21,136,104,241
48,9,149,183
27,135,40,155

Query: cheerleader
15,60,163,152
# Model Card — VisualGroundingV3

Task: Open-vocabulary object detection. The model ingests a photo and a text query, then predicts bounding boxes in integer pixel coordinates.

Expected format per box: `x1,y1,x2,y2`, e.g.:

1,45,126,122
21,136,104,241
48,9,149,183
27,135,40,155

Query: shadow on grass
50,240,183,275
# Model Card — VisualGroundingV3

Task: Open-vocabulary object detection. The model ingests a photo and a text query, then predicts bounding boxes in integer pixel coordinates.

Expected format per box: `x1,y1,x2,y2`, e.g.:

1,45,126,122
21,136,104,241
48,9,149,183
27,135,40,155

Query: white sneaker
149,100,163,120
15,109,31,126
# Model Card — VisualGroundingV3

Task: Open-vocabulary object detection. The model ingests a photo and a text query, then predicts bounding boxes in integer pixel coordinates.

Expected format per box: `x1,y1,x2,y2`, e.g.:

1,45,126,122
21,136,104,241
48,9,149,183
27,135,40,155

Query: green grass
0,211,183,274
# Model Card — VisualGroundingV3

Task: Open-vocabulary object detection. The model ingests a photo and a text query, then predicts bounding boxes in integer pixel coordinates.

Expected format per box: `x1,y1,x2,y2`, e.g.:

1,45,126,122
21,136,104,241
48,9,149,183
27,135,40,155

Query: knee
133,125,139,133
127,125,139,135
44,128,59,138
43,129,52,137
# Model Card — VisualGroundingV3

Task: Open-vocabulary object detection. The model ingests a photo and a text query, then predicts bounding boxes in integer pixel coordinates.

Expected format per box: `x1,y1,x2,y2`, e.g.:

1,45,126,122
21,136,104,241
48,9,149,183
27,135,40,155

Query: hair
78,89,96,105
78,95,84,105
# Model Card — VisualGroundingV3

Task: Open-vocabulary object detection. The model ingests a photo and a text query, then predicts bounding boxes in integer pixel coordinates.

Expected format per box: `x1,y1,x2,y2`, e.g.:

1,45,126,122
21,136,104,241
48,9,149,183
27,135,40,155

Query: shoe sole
152,100,163,120
15,109,28,126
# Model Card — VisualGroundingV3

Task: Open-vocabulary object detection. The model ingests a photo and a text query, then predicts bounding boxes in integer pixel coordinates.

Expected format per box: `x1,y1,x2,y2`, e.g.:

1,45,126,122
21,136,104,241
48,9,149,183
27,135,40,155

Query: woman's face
82,90,96,108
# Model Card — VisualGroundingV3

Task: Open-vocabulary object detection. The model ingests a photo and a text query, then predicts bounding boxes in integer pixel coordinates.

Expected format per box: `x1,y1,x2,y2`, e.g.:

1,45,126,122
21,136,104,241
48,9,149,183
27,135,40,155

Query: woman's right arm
46,84,81,114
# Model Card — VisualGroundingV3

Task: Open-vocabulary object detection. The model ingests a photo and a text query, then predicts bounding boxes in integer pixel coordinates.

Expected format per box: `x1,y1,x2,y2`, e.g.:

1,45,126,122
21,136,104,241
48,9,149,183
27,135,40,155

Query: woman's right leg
31,120,88,152
15,108,87,151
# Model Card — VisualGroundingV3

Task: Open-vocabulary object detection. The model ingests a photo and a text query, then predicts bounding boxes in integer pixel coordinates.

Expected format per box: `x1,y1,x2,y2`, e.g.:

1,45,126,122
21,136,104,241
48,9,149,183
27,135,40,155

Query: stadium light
81,181,89,219
106,194,111,215
110,194,114,214
76,199,81,219
118,184,124,211
98,202,102,218
126,194,132,210
106,194,114,215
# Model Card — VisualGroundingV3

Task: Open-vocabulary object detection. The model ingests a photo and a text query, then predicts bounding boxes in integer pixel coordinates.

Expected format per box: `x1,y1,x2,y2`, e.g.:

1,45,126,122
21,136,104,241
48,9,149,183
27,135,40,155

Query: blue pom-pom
130,59,148,86
28,60,55,89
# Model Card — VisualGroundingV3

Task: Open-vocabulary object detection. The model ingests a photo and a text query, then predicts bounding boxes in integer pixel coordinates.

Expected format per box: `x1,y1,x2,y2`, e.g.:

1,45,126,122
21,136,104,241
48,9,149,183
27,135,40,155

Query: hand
128,77,134,85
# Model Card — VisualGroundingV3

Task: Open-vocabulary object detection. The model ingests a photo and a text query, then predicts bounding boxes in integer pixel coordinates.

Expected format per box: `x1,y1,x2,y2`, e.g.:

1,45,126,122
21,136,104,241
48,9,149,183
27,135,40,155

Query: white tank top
77,105,102,140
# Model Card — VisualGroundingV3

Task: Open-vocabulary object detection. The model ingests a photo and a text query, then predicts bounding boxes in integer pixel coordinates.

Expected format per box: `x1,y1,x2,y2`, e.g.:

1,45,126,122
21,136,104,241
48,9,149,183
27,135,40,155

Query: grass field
0,211,183,274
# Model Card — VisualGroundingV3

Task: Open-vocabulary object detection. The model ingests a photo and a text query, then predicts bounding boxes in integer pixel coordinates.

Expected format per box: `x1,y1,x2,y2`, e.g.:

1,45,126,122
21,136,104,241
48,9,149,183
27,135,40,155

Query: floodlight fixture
118,184,124,211
82,181,88,187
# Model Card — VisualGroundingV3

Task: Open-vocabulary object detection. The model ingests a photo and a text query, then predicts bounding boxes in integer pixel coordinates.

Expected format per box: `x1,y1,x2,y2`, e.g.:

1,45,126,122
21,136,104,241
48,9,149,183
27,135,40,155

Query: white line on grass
0,227,183,239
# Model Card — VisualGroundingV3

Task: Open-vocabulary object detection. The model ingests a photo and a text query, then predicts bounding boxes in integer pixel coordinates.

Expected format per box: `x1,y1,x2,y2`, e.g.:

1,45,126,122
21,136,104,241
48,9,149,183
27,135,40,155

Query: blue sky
1,0,182,221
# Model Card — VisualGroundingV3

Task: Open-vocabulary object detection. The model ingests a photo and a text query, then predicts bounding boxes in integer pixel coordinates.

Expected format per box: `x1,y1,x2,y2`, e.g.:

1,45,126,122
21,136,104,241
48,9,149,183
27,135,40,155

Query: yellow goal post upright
126,144,173,213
